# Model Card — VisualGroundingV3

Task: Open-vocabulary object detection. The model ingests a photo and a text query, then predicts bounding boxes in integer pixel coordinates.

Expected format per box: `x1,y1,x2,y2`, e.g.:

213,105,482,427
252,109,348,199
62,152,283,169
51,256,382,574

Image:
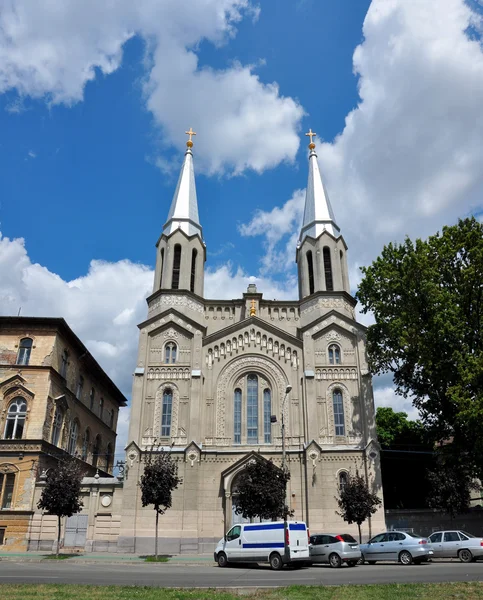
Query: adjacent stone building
119,132,385,554
0,317,127,550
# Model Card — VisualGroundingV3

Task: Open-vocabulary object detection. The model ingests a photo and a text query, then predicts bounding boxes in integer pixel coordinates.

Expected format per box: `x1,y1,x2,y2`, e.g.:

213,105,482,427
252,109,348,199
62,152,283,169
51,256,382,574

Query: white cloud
0,0,303,175
316,0,483,268
239,189,305,274
373,383,420,422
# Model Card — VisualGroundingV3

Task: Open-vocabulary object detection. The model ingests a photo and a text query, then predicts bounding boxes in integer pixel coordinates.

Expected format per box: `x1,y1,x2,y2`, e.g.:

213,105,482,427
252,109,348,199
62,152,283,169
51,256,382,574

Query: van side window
227,526,241,541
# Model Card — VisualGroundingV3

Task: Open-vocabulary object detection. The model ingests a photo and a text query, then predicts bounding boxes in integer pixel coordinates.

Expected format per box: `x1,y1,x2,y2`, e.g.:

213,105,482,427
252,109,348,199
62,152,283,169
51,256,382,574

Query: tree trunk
357,523,362,545
155,510,159,559
56,515,61,557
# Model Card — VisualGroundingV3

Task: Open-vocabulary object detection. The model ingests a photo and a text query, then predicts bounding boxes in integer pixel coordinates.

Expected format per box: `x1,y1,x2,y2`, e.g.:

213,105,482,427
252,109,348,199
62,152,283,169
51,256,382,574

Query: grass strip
2,582,483,600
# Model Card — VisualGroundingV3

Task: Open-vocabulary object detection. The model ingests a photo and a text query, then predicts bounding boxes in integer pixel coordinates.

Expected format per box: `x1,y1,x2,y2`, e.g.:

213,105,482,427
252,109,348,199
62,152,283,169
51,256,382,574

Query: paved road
0,561,482,588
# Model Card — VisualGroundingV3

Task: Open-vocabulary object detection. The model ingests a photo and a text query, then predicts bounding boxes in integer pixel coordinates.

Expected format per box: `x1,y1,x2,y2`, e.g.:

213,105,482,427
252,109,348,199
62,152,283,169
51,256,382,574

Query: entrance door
64,514,88,547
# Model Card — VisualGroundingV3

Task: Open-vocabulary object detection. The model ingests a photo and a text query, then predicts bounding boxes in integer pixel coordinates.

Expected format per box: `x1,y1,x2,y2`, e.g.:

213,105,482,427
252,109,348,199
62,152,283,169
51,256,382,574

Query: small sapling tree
37,458,85,556
234,458,292,521
140,446,182,559
337,471,382,543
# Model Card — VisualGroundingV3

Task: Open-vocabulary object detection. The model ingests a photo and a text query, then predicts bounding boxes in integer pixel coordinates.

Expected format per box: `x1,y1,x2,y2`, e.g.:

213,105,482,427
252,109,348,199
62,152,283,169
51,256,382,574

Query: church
118,130,385,554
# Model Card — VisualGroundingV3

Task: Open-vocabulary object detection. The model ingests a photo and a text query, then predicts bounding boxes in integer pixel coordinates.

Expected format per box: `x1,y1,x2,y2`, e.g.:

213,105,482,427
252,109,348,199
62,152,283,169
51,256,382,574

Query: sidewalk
0,550,215,565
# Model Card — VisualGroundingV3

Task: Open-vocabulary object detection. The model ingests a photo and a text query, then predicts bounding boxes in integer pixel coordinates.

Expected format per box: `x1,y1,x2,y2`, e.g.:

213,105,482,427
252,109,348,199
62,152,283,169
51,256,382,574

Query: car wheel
399,550,413,565
347,560,357,567
329,553,342,568
270,552,283,571
459,549,473,563
217,552,228,568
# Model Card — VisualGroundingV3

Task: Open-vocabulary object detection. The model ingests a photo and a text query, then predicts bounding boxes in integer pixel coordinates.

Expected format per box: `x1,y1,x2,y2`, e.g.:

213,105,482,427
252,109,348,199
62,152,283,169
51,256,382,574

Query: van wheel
217,552,228,568
270,552,283,571
329,553,342,568
459,549,473,563
399,550,413,565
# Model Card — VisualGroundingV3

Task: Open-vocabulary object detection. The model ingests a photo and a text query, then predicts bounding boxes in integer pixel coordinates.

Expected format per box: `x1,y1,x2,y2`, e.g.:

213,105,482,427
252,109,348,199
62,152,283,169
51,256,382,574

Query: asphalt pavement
0,560,482,588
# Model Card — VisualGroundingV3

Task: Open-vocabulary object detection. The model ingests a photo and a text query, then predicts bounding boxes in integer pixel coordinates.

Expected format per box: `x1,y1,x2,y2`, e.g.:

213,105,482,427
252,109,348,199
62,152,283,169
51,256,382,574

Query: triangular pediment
0,373,27,390
301,310,366,340
139,308,205,337
221,451,278,492
1,375,34,399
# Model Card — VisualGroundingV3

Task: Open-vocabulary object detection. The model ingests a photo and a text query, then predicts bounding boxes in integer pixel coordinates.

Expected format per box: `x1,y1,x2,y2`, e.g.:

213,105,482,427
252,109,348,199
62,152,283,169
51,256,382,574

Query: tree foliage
337,472,382,543
357,217,483,477
37,458,85,555
140,447,182,558
427,449,480,518
234,458,292,521
375,407,426,449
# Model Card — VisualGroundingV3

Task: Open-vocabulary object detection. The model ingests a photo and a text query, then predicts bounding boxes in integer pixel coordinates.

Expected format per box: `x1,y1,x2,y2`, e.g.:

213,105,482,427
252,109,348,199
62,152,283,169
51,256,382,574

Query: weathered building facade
118,132,385,554
0,317,127,550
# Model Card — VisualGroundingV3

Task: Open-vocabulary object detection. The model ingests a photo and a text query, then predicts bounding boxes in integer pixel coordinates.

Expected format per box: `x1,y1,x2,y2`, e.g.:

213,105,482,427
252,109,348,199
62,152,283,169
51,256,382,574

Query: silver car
428,530,483,562
309,533,361,568
360,531,433,565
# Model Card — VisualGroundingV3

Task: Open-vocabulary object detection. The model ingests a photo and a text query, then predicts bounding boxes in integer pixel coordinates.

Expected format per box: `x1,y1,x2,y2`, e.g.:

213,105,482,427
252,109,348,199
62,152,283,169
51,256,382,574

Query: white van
214,521,310,570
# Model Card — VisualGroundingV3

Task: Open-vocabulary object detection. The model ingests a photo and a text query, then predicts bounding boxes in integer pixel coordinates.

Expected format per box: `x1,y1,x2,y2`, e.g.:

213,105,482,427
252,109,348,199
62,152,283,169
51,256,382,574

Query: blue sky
0,0,369,280
1,0,483,458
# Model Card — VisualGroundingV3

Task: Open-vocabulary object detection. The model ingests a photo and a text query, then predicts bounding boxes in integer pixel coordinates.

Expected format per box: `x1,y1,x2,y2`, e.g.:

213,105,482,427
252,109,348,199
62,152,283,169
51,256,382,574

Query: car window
444,532,460,542
395,533,405,541
458,532,469,541
386,533,398,542
369,533,386,543
320,535,337,544
429,532,442,543
460,531,475,539
227,526,241,541
338,534,357,543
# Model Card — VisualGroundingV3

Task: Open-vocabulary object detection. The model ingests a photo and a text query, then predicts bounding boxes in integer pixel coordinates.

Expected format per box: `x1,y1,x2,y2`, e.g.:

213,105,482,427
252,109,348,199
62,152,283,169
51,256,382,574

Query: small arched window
60,349,68,378
323,246,334,291
51,408,63,446
89,388,95,411
159,248,165,288
190,249,198,293
165,342,177,364
68,420,79,455
307,251,315,295
76,375,84,400
17,338,33,366
99,397,104,420
263,389,272,444
106,443,113,473
328,344,341,365
161,389,173,437
92,435,101,468
171,244,182,289
339,471,348,493
333,389,345,436
4,398,27,439
234,388,242,444
81,429,90,461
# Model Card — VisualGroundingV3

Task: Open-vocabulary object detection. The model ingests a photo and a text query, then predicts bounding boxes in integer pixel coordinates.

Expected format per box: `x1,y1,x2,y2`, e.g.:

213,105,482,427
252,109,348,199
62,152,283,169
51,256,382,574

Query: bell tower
153,128,205,297
296,129,350,299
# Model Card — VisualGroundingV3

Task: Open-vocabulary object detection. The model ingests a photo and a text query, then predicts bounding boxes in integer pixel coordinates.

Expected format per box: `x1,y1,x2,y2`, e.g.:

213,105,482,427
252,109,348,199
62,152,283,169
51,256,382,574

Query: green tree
337,471,382,543
140,447,182,559
376,406,425,448
427,449,480,518
357,217,483,477
37,458,84,556
234,458,292,521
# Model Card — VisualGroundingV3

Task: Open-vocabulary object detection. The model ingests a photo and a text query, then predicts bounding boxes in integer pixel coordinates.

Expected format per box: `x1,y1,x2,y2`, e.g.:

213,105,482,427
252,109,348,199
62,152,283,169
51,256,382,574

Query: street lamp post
282,384,292,562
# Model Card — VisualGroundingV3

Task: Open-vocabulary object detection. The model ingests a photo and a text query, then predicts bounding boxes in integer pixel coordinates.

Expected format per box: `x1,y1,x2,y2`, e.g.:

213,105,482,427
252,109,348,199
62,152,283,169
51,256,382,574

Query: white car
428,530,483,562
214,521,310,570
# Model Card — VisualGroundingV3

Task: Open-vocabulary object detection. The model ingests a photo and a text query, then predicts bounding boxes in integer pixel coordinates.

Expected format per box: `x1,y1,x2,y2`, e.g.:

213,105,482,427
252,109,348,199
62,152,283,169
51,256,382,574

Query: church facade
118,132,385,554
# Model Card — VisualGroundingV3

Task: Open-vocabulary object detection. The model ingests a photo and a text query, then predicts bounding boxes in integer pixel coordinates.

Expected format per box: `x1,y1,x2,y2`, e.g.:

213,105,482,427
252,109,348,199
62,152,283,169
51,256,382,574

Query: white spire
163,130,202,239
299,130,339,243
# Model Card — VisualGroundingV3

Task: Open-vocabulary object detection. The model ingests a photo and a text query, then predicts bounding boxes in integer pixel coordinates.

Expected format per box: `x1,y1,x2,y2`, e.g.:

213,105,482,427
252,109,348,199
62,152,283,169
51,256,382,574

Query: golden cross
305,129,317,144
185,127,197,142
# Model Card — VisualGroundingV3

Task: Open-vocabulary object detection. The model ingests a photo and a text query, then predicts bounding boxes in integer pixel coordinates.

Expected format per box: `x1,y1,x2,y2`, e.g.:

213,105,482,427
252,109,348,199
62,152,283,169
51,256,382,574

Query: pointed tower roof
163,128,202,239
299,129,340,243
